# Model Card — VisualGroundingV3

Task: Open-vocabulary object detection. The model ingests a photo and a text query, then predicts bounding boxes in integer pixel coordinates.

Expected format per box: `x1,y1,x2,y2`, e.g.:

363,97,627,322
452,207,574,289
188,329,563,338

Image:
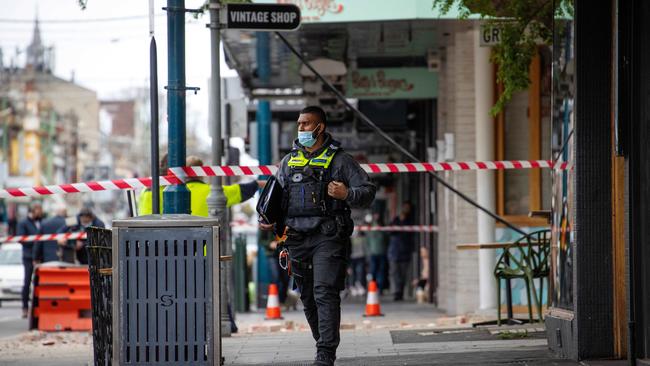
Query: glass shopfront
550,19,575,311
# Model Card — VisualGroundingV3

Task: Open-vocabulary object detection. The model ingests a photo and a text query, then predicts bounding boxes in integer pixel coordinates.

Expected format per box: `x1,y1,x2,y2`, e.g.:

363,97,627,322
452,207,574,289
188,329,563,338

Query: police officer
261,106,376,365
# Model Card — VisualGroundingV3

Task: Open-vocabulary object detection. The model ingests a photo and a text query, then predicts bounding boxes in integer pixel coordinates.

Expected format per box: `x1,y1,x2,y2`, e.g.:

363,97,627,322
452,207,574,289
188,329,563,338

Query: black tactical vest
282,144,349,219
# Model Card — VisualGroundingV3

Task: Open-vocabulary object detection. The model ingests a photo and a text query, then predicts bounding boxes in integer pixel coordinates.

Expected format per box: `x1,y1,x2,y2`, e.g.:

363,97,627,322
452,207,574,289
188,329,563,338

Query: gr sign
224,3,301,31
479,24,502,47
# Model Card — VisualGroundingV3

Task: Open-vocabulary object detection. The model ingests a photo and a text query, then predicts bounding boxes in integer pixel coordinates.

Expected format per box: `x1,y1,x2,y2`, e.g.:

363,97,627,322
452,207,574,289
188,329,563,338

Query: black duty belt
291,259,313,271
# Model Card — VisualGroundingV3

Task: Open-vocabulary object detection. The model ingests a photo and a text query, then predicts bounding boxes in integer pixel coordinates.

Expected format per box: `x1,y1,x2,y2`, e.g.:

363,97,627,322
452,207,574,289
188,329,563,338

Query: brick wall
436,30,480,315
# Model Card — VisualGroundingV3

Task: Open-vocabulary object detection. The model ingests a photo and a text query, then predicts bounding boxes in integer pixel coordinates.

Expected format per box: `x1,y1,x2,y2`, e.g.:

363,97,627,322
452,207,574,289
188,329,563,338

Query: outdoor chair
493,229,551,325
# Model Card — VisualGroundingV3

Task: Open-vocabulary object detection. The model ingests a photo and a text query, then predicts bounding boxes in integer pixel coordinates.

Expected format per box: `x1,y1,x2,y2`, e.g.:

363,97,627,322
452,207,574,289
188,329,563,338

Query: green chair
494,229,551,325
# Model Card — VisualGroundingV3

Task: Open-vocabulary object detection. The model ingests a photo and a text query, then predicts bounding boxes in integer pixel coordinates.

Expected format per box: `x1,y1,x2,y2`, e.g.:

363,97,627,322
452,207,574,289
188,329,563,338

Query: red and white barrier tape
4,222,259,243
2,232,87,243
229,223,438,233
354,225,438,232
0,160,569,198
170,160,568,178
2,223,437,243
0,176,182,199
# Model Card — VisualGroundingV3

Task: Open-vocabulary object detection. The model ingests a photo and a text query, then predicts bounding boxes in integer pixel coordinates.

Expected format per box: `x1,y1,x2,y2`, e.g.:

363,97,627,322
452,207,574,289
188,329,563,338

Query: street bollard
111,215,222,365
233,234,249,313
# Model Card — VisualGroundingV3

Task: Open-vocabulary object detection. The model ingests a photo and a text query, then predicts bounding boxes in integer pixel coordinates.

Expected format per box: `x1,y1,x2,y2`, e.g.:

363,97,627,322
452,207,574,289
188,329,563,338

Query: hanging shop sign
346,68,438,99
479,24,503,47
224,3,301,31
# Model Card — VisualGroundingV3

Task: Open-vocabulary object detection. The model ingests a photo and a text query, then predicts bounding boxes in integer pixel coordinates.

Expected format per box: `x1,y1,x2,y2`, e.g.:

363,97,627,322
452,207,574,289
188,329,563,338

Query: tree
433,0,573,115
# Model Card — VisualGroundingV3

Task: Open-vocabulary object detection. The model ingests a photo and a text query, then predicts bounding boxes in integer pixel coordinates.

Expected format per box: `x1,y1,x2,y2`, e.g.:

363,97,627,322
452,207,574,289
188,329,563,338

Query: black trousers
286,232,349,357
22,258,34,310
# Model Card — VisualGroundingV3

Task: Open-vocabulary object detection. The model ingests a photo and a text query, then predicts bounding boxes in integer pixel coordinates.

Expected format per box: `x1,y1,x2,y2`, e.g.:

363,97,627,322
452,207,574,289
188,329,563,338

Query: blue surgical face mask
298,124,321,147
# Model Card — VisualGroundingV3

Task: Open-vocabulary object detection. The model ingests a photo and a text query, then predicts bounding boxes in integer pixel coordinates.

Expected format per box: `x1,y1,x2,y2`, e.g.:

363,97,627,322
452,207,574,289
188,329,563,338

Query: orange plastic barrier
33,267,92,331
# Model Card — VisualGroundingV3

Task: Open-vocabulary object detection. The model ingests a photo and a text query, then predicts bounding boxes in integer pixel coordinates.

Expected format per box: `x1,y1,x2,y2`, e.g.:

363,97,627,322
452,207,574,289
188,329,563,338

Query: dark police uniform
274,133,376,362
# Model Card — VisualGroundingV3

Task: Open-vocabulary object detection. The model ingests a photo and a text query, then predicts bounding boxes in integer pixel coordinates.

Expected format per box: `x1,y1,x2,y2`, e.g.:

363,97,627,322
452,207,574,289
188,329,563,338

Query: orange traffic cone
265,283,283,320
363,280,384,317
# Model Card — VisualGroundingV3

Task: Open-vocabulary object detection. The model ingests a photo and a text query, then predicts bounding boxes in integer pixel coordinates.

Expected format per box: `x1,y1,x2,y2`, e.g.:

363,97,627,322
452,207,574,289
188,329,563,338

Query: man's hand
57,238,67,247
269,240,278,250
327,181,348,200
75,240,84,251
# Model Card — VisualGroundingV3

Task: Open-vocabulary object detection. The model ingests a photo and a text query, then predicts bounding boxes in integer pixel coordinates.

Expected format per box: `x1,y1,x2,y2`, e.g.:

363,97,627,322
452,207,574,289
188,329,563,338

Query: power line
0,35,148,42
0,14,167,24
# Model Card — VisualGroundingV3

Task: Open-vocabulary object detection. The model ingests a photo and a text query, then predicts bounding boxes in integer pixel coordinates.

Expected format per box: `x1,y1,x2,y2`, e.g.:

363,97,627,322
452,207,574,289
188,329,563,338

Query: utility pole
255,31,272,309
163,0,190,214
149,0,160,215
207,0,231,337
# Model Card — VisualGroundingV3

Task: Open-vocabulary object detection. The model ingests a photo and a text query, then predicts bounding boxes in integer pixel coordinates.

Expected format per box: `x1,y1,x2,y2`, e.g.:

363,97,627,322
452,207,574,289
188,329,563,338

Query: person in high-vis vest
260,106,376,366
138,153,167,215
138,155,260,216
184,155,259,217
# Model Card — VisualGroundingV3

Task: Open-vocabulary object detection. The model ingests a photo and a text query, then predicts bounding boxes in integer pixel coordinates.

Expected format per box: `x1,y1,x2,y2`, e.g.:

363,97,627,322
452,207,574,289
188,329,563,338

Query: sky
0,0,239,148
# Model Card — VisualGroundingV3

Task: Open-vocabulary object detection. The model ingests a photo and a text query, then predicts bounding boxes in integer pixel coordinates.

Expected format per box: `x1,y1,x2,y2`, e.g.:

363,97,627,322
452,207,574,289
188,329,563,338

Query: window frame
495,49,549,227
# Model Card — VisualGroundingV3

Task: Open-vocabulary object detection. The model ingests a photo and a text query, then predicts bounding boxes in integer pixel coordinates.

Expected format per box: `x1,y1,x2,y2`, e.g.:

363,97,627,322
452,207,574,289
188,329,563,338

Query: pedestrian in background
57,207,105,265
413,244,430,303
388,201,414,301
348,231,367,296
34,205,67,264
366,211,388,294
16,201,43,318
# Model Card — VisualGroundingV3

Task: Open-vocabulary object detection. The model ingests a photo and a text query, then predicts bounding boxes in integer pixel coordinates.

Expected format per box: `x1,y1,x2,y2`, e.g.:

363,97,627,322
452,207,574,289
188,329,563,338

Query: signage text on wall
346,68,438,99
479,24,502,47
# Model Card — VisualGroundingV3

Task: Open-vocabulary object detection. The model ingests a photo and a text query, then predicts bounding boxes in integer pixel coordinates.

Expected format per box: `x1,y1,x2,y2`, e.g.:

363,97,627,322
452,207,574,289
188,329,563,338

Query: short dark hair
300,106,327,125
79,207,94,218
28,201,42,213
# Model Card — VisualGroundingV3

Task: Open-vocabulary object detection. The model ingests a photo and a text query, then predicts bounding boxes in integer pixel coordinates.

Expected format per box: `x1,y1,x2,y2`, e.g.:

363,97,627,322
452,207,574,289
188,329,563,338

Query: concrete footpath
0,298,630,365
0,327,628,366
234,299,451,334
224,326,553,365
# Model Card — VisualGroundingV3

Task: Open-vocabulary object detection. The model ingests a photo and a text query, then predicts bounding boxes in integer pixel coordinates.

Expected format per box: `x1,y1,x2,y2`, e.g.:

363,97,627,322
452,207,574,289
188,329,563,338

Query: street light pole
207,0,231,337
163,0,190,214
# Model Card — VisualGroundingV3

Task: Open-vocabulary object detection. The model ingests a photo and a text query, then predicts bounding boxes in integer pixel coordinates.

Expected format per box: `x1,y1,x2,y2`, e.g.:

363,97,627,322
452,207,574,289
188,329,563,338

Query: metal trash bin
111,215,221,365
87,227,114,366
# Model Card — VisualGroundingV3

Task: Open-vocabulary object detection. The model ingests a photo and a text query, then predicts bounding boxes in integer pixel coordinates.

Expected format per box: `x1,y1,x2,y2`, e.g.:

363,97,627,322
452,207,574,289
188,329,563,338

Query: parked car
0,243,23,306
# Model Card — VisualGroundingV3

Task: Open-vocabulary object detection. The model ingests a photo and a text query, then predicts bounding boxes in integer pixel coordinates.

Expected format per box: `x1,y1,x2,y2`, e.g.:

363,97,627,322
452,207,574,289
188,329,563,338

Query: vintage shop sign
225,3,301,31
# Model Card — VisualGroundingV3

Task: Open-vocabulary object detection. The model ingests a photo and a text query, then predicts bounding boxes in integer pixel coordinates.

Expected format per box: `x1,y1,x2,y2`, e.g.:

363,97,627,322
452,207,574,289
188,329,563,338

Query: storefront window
496,48,553,225
550,20,575,310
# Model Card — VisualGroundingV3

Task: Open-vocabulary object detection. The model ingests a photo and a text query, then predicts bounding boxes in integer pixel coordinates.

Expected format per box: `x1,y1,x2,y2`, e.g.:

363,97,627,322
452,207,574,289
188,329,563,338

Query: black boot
313,352,335,366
